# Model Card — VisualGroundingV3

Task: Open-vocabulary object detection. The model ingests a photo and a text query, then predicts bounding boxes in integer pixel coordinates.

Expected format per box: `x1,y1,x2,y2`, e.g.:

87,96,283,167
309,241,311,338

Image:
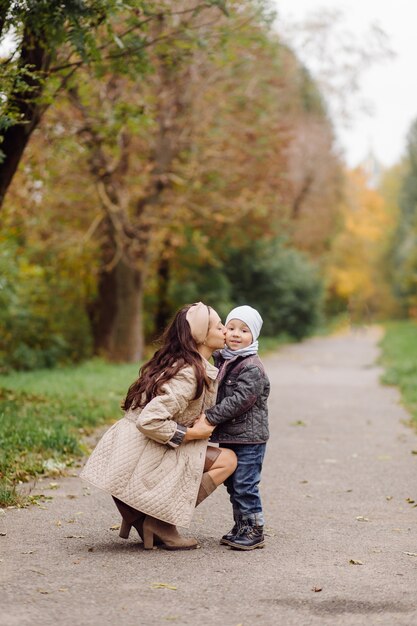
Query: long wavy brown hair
122,304,210,411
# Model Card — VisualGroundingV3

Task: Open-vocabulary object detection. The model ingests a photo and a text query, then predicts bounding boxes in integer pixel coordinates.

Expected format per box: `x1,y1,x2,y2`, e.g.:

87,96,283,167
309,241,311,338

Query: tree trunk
90,256,144,363
0,26,50,208
154,250,171,337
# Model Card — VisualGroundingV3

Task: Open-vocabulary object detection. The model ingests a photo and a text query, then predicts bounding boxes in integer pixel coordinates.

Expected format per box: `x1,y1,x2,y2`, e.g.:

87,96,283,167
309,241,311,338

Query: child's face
225,318,253,350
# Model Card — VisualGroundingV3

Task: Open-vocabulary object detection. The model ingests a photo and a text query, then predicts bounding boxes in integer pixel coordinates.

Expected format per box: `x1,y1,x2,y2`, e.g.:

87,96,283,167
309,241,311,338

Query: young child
204,305,270,550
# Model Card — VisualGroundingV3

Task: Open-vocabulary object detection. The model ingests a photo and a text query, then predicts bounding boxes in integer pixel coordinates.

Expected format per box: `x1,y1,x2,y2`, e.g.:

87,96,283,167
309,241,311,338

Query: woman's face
204,309,226,351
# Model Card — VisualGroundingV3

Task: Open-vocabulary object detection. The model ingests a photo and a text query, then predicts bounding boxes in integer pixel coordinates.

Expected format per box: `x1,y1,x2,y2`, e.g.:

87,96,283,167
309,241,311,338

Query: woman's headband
186,302,210,344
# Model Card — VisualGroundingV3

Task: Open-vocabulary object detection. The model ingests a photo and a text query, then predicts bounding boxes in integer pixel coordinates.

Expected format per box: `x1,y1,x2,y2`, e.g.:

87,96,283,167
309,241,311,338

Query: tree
2,1,344,366
389,119,417,314
327,168,395,320
0,1,224,208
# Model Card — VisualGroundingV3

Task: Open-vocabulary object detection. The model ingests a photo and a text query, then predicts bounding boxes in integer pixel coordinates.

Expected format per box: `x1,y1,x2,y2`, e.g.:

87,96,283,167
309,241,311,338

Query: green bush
168,264,234,323
224,240,324,339
0,236,94,372
165,238,323,339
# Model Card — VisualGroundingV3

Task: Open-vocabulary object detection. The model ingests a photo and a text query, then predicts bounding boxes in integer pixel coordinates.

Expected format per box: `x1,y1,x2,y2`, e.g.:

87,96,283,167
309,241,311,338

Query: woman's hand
184,413,214,441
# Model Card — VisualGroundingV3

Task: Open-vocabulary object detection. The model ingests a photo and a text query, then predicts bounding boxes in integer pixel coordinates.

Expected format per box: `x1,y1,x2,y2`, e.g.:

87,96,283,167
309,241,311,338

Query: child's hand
194,412,212,426
185,413,214,441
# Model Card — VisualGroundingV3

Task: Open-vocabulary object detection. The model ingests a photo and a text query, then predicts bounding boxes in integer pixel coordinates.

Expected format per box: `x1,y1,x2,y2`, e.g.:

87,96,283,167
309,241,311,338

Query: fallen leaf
300,480,308,484
386,496,393,501
151,582,177,590
48,482,60,489
109,524,121,531
312,587,322,592
30,494,53,502
403,552,417,557
66,519,75,524
411,450,417,455
43,459,66,473
356,516,370,522
55,520,62,527
64,535,85,539
349,559,363,565
405,498,415,504
291,420,306,427
37,589,49,595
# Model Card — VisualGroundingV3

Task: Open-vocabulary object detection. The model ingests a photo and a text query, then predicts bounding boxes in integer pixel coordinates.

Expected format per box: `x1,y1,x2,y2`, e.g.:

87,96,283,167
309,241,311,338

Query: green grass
0,359,138,506
379,320,417,426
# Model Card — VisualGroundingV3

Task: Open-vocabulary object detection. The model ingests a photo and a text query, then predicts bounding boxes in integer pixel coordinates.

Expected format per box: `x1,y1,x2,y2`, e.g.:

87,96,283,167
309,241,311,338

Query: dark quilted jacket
205,352,270,443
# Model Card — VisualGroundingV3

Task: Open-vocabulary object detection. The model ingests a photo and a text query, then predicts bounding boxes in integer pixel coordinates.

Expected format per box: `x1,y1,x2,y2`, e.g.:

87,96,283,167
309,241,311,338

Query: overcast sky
274,0,417,168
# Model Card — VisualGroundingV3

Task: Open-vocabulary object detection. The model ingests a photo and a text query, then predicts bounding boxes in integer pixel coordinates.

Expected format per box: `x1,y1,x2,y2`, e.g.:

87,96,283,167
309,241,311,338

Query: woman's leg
206,447,237,485
195,446,237,506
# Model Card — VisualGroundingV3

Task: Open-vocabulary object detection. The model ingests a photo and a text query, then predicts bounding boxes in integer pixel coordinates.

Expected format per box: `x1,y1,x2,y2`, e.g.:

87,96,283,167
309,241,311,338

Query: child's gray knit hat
225,305,263,341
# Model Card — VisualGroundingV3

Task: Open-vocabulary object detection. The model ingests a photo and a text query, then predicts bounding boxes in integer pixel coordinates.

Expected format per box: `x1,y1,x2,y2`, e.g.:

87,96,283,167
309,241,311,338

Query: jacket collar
214,352,257,383
213,350,244,368
201,357,218,381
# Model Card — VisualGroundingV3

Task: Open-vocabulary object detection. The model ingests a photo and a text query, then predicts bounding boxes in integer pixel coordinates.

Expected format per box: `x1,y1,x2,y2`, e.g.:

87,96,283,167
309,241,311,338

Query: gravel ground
1,326,417,626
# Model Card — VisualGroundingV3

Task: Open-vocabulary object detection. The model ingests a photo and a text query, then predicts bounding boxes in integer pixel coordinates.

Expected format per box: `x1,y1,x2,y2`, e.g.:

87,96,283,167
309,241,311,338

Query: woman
80,303,237,550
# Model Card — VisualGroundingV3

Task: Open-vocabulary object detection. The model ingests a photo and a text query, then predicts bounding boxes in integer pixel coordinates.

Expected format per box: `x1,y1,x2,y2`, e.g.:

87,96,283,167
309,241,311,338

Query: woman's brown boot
195,472,217,506
142,516,199,551
113,497,145,540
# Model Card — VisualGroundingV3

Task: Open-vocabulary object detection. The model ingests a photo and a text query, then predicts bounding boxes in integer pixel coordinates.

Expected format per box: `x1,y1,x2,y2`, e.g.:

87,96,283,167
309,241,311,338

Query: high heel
142,516,199,551
113,497,145,540
119,519,132,539
143,520,155,550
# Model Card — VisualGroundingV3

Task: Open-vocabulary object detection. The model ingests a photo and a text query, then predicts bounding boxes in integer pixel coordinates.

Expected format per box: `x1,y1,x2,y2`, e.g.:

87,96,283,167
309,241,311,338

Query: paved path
1,327,417,626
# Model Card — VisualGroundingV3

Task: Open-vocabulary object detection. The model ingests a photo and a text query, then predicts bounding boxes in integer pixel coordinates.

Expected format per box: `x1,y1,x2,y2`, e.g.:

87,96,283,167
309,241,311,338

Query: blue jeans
222,443,267,526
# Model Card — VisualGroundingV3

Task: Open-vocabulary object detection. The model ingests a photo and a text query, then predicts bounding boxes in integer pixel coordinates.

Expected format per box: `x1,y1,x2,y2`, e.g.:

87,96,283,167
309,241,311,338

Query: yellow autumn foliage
327,168,396,318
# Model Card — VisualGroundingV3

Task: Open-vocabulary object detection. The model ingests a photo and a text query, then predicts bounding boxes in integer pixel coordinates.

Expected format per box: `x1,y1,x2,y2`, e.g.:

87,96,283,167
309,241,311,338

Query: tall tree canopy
0,0,226,207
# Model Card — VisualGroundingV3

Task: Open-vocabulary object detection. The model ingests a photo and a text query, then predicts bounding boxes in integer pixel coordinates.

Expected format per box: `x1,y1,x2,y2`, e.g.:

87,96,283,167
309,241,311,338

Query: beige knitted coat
80,360,218,528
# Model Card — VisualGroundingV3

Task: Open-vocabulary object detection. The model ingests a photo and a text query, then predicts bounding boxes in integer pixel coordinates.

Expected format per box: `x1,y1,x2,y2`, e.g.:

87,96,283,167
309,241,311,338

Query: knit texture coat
80,360,218,527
